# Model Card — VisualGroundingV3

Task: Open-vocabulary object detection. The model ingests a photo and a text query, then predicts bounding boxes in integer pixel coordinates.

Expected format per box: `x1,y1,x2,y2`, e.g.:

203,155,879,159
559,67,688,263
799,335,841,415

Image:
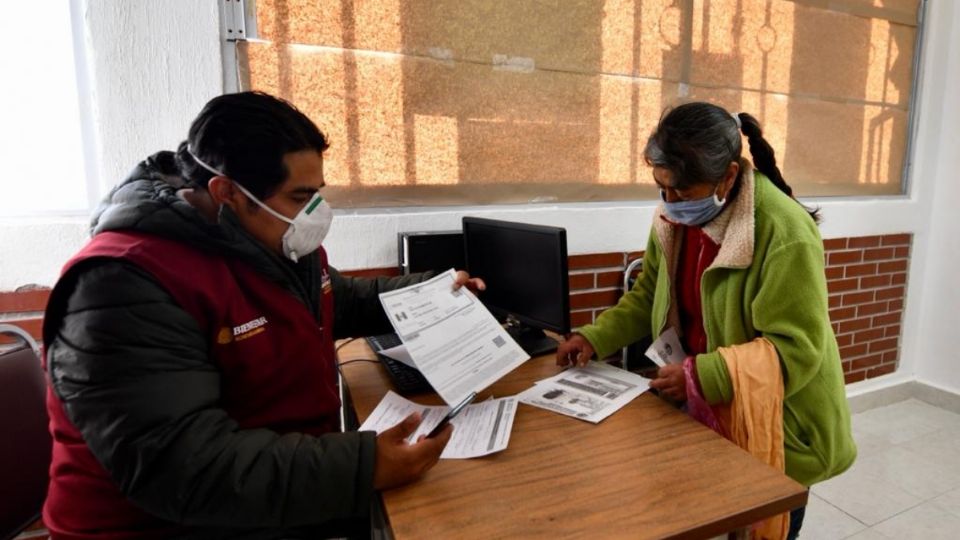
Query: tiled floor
801,399,960,539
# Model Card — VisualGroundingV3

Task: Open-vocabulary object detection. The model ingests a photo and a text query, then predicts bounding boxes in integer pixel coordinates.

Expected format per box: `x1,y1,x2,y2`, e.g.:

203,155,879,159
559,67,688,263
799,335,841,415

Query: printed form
378,269,530,406
518,361,650,423
359,390,517,459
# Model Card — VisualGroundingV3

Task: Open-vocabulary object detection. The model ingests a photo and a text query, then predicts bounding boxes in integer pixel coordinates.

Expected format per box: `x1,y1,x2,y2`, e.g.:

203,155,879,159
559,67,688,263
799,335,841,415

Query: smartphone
426,392,476,439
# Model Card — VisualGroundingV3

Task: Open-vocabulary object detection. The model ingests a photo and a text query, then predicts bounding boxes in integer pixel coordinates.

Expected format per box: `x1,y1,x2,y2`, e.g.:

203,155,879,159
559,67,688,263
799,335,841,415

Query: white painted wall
910,0,960,394
1,0,957,393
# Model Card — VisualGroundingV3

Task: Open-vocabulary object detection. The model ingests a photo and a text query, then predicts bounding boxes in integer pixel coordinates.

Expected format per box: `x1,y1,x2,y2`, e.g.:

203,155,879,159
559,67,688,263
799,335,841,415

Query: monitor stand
504,315,560,357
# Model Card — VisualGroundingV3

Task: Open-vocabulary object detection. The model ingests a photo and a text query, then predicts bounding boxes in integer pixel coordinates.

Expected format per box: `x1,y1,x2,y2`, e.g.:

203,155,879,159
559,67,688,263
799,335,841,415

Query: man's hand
453,270,486,293
373,412,452,491
556,333,595,367
649,363,687,402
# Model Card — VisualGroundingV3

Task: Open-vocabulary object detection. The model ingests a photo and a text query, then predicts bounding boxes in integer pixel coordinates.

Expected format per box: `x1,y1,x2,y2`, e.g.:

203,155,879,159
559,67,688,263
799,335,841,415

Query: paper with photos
518,361,650,423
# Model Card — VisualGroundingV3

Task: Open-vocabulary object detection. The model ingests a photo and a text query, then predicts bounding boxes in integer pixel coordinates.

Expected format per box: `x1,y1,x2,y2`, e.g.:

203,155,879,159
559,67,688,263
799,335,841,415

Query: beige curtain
239,0,920,208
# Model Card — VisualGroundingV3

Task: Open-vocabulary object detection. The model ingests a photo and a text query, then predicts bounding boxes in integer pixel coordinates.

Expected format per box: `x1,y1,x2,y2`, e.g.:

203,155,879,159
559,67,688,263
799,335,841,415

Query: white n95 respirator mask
188,147,333,262
230,182,332,263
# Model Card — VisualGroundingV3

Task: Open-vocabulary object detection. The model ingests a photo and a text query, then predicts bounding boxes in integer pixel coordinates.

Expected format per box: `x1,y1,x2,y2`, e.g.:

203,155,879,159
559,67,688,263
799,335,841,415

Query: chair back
0,324,51,540
621,259,657,372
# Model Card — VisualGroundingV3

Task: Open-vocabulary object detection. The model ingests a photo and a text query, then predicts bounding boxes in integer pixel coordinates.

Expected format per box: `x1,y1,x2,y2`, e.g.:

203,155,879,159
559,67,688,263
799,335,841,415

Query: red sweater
676,225,720,357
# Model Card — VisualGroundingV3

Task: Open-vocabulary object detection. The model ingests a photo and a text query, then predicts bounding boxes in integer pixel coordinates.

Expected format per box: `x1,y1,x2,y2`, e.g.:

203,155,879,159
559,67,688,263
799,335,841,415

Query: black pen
426,392,476,438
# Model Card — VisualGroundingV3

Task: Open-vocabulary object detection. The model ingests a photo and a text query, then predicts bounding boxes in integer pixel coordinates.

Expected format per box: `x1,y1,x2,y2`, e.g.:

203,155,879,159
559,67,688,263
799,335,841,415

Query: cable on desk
335,337,357,353
339,358,379,367
336,357,379,379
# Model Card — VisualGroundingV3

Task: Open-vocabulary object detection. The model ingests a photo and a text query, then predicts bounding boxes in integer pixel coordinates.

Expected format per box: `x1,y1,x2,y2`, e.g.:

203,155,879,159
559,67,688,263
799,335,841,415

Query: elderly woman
558,102,856,540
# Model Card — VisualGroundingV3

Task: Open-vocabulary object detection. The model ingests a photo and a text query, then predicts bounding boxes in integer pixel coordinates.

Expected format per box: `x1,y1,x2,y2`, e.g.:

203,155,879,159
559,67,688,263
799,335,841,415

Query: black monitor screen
399,231,464,275
462,217,570,342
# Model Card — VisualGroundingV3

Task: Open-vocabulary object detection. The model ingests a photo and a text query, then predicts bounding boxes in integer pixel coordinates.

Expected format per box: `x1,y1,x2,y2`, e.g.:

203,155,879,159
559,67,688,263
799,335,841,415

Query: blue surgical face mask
660,186,726,226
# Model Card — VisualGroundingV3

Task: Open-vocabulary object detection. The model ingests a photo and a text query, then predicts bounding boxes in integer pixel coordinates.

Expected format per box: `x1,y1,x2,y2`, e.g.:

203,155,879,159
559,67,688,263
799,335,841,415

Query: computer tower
397,230,465,276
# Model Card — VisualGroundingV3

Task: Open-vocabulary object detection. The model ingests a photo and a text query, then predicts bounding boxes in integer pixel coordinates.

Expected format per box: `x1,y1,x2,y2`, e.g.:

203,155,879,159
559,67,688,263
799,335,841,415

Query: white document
358,390,517,459
378,269,530,406
379,343,417,369
644,327,687,367
518,361,650,423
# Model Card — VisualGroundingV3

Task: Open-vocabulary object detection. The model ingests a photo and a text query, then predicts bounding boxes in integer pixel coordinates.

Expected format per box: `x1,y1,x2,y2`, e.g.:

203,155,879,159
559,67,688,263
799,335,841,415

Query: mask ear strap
186,146,226,177
231,181,295,225
713,183,727,206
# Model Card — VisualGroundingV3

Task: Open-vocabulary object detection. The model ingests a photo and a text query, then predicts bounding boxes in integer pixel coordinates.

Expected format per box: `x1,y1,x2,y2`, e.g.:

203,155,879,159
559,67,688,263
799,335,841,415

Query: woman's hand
649,363,687,402
556,333,595,367
453,270,486,293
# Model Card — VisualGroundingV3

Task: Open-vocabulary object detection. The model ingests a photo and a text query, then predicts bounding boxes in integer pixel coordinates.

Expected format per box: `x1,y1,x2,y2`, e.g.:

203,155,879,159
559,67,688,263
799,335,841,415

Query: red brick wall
825,235,910,383
568,251,643,328
2,234,911,385
0,288,48,346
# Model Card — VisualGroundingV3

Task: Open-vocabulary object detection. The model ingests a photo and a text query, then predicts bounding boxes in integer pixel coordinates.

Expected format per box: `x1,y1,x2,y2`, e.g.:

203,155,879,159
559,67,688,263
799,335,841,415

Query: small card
644,327,687,367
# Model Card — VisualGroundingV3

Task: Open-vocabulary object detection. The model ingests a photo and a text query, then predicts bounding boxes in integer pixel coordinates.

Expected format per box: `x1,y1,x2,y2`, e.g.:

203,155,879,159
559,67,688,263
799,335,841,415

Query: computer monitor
462,217,570,357
397,231,464,275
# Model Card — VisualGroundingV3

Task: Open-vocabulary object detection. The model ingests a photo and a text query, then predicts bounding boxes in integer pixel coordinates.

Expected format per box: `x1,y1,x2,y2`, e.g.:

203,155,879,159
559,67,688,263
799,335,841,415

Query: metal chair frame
620,258,645,369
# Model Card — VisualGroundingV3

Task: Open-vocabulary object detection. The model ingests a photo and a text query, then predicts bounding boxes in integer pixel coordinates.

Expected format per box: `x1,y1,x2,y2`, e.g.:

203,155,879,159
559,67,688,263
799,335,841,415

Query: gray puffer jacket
43,151,429,538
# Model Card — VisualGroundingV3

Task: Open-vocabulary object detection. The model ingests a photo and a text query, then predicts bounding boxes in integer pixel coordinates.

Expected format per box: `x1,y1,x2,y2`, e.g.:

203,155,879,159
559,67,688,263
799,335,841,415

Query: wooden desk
339,340,807,540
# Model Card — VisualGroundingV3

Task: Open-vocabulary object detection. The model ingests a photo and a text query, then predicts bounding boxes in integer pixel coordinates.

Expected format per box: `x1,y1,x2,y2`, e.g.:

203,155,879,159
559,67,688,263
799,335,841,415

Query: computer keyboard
364,333,434,395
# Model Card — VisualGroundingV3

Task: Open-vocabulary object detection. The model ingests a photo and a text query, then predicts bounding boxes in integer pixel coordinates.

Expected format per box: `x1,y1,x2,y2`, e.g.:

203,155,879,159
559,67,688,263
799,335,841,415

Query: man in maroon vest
42,92,476,539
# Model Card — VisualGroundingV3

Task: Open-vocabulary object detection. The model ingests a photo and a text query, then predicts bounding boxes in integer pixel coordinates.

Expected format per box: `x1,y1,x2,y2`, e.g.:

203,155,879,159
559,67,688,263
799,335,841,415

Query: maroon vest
43,231,340,539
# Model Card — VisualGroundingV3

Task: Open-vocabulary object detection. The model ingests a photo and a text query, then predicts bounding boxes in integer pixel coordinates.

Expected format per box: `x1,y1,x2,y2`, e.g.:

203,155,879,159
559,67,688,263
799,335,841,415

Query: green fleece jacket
579,166,856,486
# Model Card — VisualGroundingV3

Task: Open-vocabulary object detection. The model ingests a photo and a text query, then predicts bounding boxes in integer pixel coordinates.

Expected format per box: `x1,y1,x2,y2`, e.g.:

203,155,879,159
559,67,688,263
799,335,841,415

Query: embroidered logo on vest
217,327,233,344
217,316,269,344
